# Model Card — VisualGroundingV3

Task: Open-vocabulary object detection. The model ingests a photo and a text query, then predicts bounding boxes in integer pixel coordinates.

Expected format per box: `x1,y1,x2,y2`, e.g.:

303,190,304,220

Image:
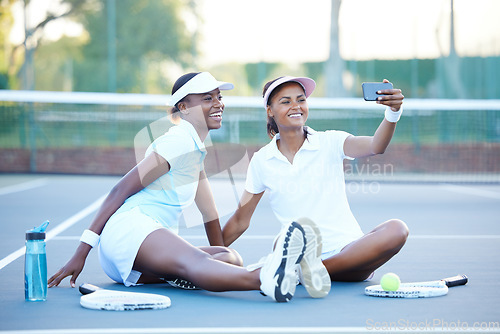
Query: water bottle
25,221,49,301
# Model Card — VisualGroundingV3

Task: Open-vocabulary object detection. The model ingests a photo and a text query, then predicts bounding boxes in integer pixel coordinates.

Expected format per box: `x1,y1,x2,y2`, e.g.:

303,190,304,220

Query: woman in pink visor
223,76,408,296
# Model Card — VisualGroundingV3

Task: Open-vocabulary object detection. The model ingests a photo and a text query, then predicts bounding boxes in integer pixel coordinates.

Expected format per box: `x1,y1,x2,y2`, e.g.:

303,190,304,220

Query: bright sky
9,0,500,64
198,0,500,64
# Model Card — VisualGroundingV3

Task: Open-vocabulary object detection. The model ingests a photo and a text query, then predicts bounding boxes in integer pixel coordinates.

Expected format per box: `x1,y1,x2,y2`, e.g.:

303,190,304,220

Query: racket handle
79,283,101,295
442,274,468,287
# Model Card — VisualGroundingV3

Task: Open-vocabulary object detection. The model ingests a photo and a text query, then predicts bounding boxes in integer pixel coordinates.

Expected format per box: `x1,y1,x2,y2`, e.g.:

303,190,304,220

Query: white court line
0,327,374,334
3,327,498,334
0,194,106,271
50,234,500,241
410,235,500,240
0,178,49,196
173,235,275,240
439,184,500,200
50,235,276,241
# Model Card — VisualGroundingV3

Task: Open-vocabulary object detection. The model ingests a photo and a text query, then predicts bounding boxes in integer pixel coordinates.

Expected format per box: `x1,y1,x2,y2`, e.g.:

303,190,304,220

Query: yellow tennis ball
380,273,400,291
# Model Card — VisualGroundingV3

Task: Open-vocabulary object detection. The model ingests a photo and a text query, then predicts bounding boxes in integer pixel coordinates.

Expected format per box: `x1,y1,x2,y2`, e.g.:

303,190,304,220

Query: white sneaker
165,278,200,290
259,221,306,302
296,217,331,298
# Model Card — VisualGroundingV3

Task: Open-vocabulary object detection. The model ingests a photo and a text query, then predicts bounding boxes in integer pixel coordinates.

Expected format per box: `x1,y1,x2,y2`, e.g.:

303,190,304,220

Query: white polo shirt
245,127,364,253
116,119,206,233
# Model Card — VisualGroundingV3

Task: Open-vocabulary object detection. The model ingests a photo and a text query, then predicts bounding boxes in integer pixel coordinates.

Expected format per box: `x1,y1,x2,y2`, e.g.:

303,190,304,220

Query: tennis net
1,90,499,183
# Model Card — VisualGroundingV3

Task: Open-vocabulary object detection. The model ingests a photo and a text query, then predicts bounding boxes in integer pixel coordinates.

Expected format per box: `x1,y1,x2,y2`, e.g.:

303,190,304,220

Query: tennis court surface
1,174,499,333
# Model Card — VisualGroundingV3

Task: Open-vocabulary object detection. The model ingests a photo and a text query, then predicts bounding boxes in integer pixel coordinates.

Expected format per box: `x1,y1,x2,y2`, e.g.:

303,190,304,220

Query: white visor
263,76,316,108
169,72,234,106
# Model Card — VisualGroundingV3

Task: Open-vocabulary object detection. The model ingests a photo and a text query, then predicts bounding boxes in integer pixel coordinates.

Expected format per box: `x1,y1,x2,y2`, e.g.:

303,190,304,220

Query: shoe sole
166,278,200,290
272,221,306,302
296,217,331,298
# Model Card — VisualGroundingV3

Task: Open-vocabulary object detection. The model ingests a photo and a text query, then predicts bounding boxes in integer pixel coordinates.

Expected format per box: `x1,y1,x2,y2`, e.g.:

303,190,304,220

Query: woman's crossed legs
323,219,409,282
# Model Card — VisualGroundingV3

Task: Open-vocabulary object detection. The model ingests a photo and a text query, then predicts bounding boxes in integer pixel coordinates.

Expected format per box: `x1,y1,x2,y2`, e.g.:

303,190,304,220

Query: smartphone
362,82,393,101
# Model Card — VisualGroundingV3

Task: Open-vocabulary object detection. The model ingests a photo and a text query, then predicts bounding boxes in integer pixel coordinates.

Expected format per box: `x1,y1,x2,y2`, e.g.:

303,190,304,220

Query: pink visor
263,76,316,108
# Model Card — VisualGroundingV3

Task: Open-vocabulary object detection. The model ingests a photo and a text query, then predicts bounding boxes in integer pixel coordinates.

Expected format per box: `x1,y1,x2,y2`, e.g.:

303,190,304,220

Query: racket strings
365,282,449,298
400,281,447,288
80,290,171,311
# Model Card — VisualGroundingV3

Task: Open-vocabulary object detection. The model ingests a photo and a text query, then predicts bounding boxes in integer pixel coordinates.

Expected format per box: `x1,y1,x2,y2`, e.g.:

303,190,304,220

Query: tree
8,0,89,89
0,0,18,88
73,0,195,93
444,0,465,98
324,0,347,97
5,0,194,92
34,35,84,91
435,0,465,98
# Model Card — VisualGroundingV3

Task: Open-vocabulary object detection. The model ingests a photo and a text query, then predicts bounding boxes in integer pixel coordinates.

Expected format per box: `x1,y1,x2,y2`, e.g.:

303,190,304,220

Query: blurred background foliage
1,0,499,98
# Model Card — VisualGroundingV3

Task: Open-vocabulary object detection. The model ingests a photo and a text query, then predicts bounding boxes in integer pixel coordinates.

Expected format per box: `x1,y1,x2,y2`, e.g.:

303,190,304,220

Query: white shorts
320,237,358,260
321,248,343,260
98,207,163,286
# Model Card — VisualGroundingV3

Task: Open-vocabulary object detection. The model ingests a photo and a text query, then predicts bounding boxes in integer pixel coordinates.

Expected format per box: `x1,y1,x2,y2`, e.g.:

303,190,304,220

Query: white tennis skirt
98,207,163,286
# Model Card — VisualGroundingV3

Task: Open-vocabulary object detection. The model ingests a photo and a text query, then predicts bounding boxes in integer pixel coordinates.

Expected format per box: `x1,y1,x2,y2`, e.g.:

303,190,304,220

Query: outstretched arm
195,170,224,246
48,152,170,287
344,79,404,158
222,191,264,247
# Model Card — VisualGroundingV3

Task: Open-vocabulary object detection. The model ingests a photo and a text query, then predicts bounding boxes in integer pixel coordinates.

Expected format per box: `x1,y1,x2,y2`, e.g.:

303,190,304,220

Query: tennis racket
365,274,468,298
79,283,171,311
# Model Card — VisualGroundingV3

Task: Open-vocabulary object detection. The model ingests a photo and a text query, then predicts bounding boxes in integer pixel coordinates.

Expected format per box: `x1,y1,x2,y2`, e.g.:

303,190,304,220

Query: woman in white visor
48,72,311,303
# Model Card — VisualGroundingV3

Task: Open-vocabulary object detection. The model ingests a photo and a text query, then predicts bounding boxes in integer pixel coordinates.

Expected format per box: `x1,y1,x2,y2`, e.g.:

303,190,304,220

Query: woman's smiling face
267,82,309,131
180,88,225,131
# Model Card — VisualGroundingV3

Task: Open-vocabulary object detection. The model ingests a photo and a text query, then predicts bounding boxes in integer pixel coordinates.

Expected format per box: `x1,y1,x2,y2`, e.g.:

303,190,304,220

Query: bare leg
323,219,409,282
137,246,243,284
198,246,244,267
133,229,260,291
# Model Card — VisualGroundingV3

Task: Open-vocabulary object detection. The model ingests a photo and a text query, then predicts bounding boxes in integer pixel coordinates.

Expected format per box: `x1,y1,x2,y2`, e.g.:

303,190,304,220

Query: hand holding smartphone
362,82,393,101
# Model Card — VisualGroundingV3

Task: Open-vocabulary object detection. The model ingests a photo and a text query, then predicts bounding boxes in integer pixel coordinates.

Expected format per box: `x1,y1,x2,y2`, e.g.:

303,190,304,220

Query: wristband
384,106,403,123
80,229,100,248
